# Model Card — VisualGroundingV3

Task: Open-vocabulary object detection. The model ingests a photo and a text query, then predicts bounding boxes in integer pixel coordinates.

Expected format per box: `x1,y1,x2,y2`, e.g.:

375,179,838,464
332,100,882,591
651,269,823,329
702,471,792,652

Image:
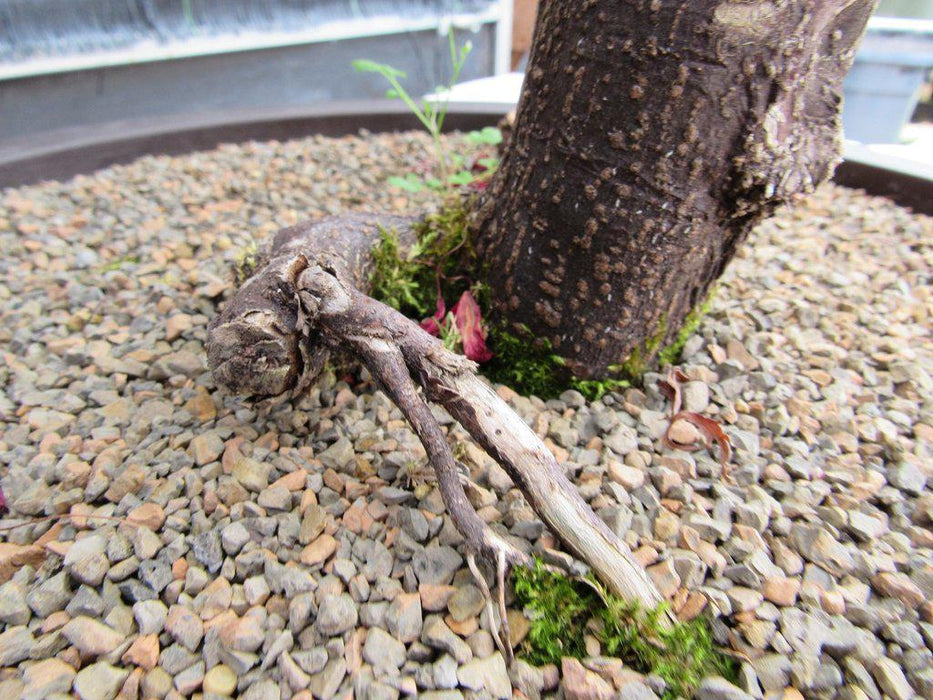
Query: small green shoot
354,32,500,193
387,174,427,193
354,31,472,189
437,313,463,352
467,126,504,145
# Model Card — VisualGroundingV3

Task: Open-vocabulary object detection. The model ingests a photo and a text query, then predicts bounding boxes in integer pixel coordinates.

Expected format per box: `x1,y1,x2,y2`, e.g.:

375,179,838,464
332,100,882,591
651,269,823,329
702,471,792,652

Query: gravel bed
0,131,931,700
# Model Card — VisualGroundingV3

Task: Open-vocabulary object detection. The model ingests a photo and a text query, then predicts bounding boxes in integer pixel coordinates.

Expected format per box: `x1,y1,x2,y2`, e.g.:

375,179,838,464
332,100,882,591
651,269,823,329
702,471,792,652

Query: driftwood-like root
206,214,670,645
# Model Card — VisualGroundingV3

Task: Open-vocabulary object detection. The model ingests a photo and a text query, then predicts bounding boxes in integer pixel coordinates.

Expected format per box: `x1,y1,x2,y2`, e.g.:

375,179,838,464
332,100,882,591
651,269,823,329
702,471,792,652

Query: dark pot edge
0,100,510,190
1,99,929,216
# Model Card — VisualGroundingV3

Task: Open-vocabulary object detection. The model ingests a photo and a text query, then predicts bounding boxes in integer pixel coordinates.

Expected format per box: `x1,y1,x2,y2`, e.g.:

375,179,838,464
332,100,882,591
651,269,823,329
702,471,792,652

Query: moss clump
100,255,141,272
618,290,715,378
513,560,737,699
233,241,261,285
369,200,631,399
618,313,669,379
483,327,629,400
368,196,711,400
370,198,476,319
657,290,715,367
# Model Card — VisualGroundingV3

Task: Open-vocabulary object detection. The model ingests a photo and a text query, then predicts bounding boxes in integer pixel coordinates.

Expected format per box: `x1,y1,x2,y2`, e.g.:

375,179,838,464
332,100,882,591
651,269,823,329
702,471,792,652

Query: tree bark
474,0,875,378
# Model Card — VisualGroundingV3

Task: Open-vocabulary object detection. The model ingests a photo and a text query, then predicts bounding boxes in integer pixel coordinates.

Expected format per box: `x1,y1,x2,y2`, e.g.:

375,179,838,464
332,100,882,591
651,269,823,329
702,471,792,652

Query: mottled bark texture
207,216,670,651
475,0,875,377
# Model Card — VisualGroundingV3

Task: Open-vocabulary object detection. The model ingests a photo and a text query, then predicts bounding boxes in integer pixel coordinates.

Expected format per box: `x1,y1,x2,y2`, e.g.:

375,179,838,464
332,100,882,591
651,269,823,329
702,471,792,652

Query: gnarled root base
207,214,670,660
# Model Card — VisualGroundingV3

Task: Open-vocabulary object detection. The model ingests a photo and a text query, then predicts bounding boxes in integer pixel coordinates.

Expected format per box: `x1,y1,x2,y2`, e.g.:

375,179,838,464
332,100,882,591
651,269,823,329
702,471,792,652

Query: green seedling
354,33,500,193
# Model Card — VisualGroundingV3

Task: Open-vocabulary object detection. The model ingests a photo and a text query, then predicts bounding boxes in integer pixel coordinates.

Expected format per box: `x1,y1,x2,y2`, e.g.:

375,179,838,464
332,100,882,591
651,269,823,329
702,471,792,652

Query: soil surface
0,132,931,700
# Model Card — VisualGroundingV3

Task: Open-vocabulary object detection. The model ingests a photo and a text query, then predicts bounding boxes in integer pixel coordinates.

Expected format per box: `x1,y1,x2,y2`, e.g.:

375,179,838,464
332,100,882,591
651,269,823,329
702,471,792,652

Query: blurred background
0,0,511,140
0,0,931,159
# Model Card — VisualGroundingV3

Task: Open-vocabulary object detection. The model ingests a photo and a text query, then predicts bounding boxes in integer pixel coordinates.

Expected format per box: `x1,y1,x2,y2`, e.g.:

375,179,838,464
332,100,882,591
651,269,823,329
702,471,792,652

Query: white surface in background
851,123,933,179
426,72,525,105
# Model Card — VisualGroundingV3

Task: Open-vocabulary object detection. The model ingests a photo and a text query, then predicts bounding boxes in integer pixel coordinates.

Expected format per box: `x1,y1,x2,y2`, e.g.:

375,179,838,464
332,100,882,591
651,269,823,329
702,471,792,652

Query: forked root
294,263,528,658
467,550,514,664
207,216,671,669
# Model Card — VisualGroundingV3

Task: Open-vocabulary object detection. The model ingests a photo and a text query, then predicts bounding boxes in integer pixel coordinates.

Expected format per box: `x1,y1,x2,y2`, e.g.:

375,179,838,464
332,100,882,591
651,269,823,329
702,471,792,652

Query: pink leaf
451,291,492,363
420,295,446,336
0,485,6,515
664,411,733,469
658,368,689,417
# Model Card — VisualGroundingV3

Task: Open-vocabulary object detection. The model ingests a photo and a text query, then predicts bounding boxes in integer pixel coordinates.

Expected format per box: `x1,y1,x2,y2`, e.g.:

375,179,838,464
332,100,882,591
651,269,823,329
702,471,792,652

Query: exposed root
207,214,670,655
294,261,528,560
496,548,513,664
468,549,516,664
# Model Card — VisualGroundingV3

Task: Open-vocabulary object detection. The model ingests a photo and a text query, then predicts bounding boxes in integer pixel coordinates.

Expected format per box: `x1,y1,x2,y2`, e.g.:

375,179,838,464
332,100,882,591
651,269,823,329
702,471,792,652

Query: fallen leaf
665,411,733,468
420,295,446,336
451,291,492,363
658,370,732,471
658,368,689,416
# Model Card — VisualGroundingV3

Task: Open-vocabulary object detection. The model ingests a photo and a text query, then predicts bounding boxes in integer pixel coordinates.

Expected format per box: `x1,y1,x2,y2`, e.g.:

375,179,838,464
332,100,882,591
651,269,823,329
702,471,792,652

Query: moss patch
370,198,476,319
368,197,710,399
483,327,629,400
657,290,715,367
233,241,260,286
368,198,630,399
513,560,737,699
618,290,715,378
100,255,141,272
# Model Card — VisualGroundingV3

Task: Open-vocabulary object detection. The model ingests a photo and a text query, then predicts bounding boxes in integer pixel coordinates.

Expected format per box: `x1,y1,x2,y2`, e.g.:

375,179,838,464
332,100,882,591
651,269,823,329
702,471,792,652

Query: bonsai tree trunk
474,0,875,378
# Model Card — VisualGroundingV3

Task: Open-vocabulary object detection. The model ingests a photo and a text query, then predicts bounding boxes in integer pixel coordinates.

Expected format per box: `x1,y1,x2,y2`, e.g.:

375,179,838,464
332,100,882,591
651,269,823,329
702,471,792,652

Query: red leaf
470,154,491,174
665,411,733,469
451,291,492,363
659,370,732,472
420,295,446,336
658,368,689,417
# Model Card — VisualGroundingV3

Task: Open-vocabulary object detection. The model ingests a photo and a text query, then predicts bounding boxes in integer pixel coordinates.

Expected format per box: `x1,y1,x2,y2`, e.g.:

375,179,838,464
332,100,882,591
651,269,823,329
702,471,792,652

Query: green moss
483,327,629,400
100,255,140,272
370,198,476,318
657,289,715,367
370,225,429,314
482,326,568,399
233,241,260,285
513,560,738,699
617,290,714,378
369,201,633,400
618,313,668,378
368,197,714,400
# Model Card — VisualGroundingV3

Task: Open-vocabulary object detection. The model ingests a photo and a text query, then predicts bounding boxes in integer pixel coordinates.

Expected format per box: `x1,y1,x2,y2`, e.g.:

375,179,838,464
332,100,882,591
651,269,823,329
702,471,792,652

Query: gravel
1,130,932,699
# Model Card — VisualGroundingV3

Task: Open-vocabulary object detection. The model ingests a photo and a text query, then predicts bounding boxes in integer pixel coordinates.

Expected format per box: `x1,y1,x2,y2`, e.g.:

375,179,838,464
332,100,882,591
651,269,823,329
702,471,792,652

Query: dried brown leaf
666,411,732,468
658,369,689,417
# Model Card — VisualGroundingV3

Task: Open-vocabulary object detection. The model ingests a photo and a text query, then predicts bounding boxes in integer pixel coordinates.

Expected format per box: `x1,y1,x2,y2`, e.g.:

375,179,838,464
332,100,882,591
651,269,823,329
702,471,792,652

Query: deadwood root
207,215,671,654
